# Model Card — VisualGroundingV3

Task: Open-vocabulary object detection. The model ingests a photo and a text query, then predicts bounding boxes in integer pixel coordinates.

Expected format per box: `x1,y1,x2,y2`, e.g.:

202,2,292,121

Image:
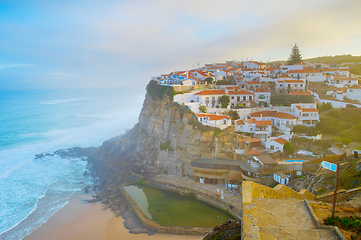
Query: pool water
284,160,305,163
124,184,235,228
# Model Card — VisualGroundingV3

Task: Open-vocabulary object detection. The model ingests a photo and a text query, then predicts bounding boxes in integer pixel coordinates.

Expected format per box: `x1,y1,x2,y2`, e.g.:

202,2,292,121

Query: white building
291,103,319,126
193,89,226,108
253,88,271,107
265,137,288,152
196,113,231,130
275,79,305,94
235,119,272,139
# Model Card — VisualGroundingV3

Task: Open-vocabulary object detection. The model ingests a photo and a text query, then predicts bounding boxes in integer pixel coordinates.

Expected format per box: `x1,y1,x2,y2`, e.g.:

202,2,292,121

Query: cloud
1,0,361,89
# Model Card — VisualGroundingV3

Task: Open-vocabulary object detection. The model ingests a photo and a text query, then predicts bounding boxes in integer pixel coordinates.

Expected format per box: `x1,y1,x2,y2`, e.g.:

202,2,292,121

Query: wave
39,97,88,105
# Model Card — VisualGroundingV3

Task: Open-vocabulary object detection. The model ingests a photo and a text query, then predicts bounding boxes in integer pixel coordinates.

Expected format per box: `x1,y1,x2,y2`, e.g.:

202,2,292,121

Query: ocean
0,87,144,239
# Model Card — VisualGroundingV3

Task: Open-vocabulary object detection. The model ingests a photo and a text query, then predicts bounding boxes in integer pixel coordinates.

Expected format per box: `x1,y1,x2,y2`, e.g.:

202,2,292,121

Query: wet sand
24,193,202,240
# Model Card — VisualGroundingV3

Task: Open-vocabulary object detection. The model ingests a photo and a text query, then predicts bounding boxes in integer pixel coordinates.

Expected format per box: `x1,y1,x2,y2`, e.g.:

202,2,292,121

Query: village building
265,137,288,152
195,113,231,129
227,89,253,108
275,79,305,94
235,119,272,139
191,158,243,185
193,89,226,107
253,88,271,107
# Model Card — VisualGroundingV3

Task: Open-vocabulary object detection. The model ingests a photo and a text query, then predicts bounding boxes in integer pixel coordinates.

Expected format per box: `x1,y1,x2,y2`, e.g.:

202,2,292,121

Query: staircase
245,198,339,239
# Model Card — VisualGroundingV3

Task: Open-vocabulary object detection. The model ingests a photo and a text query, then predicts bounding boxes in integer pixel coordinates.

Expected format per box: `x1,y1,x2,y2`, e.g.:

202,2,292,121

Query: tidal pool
124,184,235,228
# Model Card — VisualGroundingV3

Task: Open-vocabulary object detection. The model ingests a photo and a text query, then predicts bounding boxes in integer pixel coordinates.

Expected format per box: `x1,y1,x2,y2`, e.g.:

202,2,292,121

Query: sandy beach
23,193,202,240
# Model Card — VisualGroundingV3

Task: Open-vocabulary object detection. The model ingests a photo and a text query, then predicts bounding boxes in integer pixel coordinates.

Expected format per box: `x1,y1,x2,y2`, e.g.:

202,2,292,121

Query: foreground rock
202,220,242,240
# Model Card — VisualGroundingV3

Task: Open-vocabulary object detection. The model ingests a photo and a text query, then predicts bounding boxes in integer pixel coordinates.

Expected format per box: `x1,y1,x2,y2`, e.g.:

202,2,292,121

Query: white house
274,172,289,185
193,89,226,108
235,119,272,139
327,75,358,87
243,61,260,69
265,137,288,152
273,112,298,132
227,89,253,108
253,88,271,107
275,79,305,94
196,113,231,129
291,103,319,126
287,68,325,82
246,81,262,91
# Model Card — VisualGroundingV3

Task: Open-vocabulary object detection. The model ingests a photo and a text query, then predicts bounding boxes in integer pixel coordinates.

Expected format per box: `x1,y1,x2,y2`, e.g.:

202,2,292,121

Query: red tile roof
254,88,270,93
301,108,318,112
194,90,225,95
250,111,277,118
255,120,272,126
272,137,288,145
283,80,304,83
227,90,253,95
289,91,311,95
273,112,298,120
279,74,291,78
235,119,245,125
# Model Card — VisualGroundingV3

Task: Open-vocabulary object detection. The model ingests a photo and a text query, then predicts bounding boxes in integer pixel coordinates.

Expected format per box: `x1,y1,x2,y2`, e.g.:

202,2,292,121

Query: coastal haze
1,0,361,239
1,0,361,90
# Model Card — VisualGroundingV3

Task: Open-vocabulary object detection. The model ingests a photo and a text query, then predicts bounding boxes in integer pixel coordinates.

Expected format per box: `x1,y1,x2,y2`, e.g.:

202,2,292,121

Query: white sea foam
0,87,144,239
39,97,88,105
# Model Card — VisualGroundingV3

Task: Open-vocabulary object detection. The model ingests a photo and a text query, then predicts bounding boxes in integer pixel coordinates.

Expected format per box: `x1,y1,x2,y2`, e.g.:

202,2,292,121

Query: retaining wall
316,187,361,203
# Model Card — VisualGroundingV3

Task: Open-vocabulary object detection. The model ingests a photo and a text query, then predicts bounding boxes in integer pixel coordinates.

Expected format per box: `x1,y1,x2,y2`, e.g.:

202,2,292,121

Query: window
295,84,297,87
237,96,240,101
243,96,246,101
231,96,234,99
259,95,265,99
301,84,303,87
249,96,252,101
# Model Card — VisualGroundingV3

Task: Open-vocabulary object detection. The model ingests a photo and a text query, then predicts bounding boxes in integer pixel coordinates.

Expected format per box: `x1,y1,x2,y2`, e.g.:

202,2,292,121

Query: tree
228,110,240,120
199,105,207,113
205,77,213,85
219,95,230,108
287,43,302,65
283,142,295,155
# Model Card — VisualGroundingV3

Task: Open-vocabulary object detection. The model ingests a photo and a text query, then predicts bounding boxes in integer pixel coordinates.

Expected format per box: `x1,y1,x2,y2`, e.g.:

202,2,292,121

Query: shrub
199,105,207,113
160,141,171,151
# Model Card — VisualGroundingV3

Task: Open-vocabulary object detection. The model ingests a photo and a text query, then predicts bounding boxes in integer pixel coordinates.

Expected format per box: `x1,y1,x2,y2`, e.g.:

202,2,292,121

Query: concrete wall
120,186,210,235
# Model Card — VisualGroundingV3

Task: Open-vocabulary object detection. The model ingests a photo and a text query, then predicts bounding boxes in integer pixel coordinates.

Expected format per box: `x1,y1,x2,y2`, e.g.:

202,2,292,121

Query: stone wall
242,181,315,204
145,179,242,219
316,187,361,203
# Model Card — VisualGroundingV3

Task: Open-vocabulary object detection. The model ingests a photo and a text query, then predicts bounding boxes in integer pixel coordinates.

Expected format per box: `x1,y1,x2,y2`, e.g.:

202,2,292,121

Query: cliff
87,81,243,187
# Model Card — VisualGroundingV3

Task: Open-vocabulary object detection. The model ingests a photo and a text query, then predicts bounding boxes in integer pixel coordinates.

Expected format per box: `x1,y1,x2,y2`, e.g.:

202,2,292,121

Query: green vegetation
323,215,361,237
216,80,233,85
205,77,213,85
338,160,361,190
305,54,361,65
287,43,302,65
317,102,333,113
313,108,361,142
160,140,173,151
228,110,240,120
219,95,230,108
199,105,207,113
283,142,295,155
146,80,174,101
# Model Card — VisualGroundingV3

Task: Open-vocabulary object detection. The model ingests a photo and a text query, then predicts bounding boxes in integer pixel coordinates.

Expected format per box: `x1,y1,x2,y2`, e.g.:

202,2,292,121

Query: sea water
0,87,144,239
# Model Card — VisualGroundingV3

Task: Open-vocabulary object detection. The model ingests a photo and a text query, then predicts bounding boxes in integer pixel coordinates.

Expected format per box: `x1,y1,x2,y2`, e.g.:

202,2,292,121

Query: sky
1,0,361,90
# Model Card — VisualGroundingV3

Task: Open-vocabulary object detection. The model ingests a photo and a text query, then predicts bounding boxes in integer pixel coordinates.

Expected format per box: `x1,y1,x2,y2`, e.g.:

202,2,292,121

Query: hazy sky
1,0,361,90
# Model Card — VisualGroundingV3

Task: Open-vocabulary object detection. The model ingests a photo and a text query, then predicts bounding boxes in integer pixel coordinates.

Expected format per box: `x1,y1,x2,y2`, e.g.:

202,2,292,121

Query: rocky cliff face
87,82,242,184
